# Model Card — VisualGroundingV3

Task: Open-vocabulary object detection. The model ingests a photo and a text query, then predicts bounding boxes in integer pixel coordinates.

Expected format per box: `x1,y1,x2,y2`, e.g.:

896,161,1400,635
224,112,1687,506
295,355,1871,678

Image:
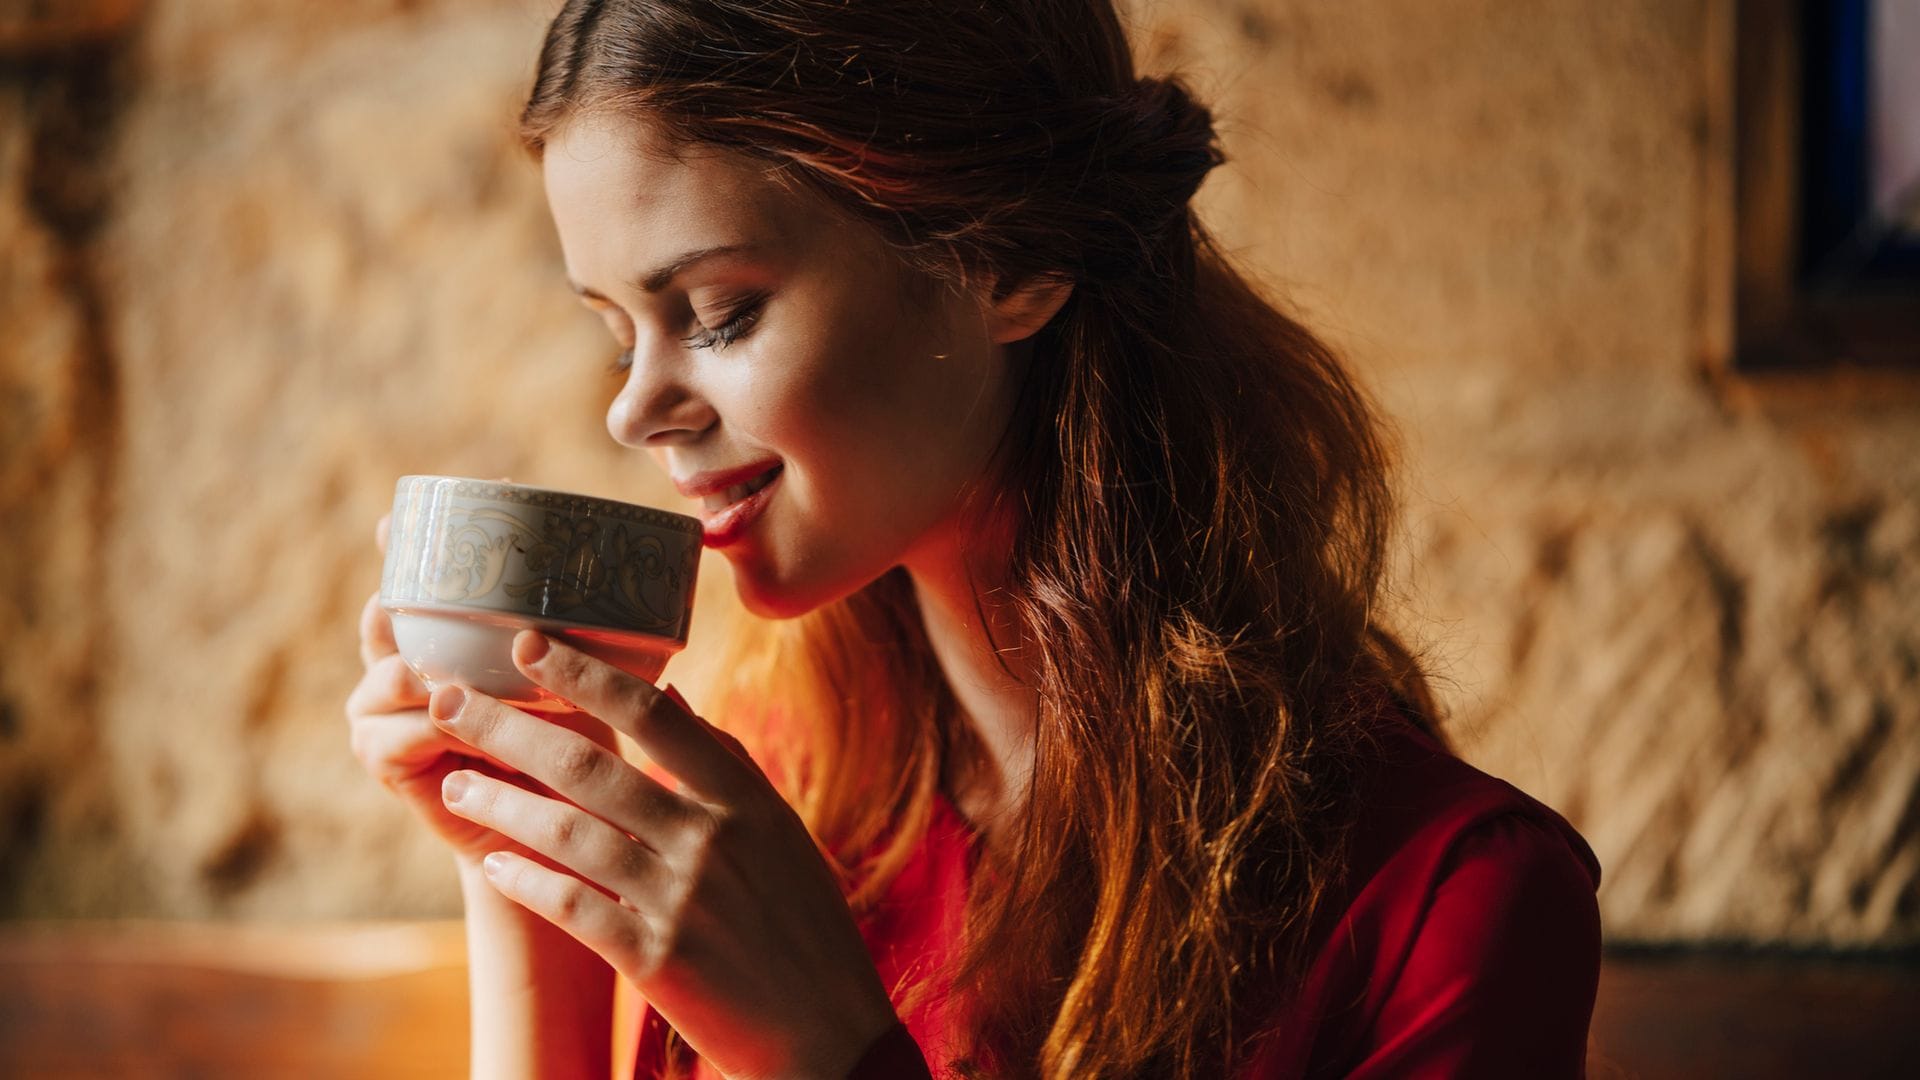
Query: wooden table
3,922,1916,1077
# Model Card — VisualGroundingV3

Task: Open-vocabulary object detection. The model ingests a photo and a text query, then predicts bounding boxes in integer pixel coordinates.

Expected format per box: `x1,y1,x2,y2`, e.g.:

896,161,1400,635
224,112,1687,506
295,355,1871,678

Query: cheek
730,283,1002,514
725,367,831,456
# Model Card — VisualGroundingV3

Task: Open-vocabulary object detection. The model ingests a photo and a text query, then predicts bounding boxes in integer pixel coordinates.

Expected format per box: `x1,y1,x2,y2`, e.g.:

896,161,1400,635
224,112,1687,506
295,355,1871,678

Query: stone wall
1,0,1914,945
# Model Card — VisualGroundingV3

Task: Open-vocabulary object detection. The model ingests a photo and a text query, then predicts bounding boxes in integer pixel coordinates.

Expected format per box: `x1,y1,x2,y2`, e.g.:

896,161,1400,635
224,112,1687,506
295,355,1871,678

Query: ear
985,274,1074,345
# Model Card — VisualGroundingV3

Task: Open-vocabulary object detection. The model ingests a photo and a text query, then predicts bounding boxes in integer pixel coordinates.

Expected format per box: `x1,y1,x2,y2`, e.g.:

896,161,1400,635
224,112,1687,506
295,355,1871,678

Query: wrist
454,852,493,887
456,856,614,1080
456,854,609,987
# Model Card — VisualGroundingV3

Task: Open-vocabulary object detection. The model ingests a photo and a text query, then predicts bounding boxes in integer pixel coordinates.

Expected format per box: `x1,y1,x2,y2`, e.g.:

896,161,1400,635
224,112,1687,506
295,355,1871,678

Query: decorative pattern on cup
380,476,700,641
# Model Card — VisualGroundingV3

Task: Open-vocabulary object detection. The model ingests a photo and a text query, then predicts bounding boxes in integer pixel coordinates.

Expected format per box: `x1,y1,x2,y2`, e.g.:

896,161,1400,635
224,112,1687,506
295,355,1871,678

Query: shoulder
1346,720,1604,913
1242,718,1603,1078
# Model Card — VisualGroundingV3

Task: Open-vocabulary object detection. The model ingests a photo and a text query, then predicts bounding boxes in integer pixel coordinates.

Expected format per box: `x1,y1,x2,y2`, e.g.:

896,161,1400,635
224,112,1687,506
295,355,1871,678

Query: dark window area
1735,0,1919,372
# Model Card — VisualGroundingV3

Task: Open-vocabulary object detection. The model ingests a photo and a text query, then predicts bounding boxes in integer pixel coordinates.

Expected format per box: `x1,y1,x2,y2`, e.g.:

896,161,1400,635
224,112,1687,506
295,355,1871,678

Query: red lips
671,459,784,501
696,464,783,548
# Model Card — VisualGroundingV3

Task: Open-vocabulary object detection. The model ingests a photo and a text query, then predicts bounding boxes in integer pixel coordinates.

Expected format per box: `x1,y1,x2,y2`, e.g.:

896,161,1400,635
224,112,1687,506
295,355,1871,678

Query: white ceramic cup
379,475,700,712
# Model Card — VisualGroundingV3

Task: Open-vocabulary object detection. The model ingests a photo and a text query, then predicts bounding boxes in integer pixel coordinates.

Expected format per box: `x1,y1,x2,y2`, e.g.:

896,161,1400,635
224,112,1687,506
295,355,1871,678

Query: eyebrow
569,243,759,301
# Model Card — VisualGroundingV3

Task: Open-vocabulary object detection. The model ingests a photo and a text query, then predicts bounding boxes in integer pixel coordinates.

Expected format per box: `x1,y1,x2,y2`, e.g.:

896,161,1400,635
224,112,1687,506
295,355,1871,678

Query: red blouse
628,713,1603,1078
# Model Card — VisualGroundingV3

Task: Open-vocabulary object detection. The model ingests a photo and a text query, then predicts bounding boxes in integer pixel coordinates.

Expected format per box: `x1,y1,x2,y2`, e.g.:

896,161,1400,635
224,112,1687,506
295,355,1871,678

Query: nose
605,340,716,449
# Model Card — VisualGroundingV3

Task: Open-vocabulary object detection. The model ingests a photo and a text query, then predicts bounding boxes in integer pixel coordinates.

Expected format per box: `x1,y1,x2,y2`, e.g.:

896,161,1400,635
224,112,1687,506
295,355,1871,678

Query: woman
346,1,1602,1076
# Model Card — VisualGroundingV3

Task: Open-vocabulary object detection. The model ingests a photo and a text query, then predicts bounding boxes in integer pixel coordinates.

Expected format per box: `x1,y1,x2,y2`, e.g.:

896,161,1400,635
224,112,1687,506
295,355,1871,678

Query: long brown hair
522,2,1441,1076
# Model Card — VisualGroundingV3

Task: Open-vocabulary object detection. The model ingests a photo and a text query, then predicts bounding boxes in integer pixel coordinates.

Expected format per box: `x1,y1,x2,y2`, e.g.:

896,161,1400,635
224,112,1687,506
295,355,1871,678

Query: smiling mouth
703,464,783,511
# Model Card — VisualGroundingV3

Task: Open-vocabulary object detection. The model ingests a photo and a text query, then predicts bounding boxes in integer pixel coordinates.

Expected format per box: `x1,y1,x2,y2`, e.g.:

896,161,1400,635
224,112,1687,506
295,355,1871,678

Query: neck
904,537,1037,840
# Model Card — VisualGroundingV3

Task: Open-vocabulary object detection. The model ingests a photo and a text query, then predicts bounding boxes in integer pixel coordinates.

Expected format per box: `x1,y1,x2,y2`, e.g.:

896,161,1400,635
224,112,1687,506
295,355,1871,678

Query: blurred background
2,0,1916,1075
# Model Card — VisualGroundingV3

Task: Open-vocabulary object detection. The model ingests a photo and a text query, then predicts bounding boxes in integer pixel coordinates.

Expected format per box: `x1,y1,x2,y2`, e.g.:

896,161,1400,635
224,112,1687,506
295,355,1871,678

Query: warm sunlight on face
542,112,1021,617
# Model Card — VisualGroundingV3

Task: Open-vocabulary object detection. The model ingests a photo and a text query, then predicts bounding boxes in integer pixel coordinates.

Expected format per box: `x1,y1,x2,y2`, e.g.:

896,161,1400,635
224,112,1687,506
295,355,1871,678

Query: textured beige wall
1,0,1915,945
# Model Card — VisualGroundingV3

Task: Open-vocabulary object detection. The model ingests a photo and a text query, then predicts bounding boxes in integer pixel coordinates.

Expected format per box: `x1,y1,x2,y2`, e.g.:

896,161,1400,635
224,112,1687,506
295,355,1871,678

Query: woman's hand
344,515,605,869
431,631,900,1080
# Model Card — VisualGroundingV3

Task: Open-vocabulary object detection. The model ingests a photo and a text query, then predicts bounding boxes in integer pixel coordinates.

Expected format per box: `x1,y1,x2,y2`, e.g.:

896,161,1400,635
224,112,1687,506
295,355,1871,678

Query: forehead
541,112,812,274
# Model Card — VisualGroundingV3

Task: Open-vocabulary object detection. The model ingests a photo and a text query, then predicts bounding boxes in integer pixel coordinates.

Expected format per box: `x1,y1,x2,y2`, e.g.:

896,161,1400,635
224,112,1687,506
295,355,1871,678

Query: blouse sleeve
847,1021,934,1080
1343,811,1603,1079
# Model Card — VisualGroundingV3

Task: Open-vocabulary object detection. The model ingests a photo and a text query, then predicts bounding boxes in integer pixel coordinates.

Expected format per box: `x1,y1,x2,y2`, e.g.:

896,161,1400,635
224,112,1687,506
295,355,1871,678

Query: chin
724,554,881,621
734,586,817,621
725,562,832,620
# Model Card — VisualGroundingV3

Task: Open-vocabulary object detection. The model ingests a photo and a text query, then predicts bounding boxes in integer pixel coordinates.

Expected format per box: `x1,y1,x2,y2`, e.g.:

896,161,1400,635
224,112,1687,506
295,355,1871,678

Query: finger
359,591,400,668
513,632,750,803
347,653,430,718
347,672,519,777
375,513,391,556
346,662,517,780
350,711,513,783
476,850,652,979
442,770,672,905
429,684,693,842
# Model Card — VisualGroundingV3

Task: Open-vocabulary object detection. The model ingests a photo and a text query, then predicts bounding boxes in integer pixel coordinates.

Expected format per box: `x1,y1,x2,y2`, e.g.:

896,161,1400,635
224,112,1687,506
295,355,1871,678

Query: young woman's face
542,114,1019,617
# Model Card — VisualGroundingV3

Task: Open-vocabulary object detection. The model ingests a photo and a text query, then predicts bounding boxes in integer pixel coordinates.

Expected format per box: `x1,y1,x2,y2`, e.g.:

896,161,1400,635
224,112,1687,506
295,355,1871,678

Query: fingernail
662,684,691,712
516,632,551,666
430,685,467,723
442,771,469,804
482,851,509,877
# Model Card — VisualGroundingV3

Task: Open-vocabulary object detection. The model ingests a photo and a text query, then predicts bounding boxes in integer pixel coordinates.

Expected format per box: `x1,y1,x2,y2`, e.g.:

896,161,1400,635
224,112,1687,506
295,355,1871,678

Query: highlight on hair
521,2,1443,1076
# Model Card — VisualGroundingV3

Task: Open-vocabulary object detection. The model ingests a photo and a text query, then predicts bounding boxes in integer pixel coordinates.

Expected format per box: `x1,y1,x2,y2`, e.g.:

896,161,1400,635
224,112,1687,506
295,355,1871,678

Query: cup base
383,601,674,709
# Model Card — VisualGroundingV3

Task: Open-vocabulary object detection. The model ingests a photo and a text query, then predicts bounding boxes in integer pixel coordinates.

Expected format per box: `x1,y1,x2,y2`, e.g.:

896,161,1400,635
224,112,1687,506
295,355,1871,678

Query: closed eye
604,293,769,376
682,292,768,351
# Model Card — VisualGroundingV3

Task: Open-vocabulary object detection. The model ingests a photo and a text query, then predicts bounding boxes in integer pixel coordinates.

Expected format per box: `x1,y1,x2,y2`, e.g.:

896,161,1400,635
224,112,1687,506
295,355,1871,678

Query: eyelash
606,295,768,375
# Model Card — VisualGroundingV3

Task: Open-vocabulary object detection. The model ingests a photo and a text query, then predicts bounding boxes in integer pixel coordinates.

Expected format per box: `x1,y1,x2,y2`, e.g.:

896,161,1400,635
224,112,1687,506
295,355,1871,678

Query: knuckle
348,657,417,716
701,803,743,845
552,880,589,926
617,841,655,888
379,655,416,696
551,738,605,787
346,691,381,726
631,934,665,980
553,646,594,687
454,698,496,741
545,810,581,851
645,917,684,972
358,601,395,658
629,687,674,738
611,920,650,975
673,810,724,872
637,783,685,827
